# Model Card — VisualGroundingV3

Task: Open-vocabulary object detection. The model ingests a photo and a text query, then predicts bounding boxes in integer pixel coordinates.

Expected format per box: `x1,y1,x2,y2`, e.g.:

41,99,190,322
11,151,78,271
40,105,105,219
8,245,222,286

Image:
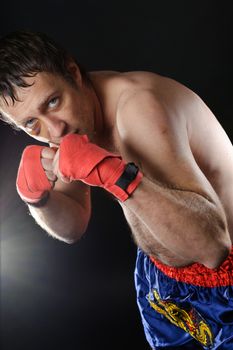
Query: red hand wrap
59,134,143,201
16,145,52,203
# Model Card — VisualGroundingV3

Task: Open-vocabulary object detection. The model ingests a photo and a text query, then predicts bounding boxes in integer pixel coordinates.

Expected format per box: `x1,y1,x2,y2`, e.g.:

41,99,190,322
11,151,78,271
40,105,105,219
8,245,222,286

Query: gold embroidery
148,289,213,347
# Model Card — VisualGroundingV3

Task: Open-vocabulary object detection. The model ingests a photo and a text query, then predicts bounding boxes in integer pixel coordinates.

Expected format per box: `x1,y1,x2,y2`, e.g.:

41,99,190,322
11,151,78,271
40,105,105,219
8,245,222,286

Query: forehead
0,72,63,122
8,72,62,102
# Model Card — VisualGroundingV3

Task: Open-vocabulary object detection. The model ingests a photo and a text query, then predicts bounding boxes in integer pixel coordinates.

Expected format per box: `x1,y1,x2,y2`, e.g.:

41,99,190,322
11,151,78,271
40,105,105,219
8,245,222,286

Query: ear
66,60,82,86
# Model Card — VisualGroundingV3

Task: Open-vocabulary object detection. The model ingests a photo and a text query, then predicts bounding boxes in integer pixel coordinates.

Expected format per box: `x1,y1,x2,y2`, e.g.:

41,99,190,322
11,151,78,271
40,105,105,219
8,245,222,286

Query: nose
46,117,67,142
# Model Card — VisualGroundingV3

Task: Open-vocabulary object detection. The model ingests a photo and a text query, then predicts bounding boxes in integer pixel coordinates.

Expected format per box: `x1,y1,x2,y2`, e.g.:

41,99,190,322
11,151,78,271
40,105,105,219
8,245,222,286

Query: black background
1,1,233,349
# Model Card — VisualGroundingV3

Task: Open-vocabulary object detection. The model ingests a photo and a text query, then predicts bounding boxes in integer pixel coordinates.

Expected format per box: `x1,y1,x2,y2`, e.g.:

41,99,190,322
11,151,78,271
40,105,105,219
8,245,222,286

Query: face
0,69,97,146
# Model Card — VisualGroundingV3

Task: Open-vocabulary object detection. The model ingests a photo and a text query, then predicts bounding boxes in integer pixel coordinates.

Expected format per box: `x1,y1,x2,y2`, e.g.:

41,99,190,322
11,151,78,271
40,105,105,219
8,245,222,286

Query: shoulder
115,75,211,148
114,87,189,182
116,88,186,148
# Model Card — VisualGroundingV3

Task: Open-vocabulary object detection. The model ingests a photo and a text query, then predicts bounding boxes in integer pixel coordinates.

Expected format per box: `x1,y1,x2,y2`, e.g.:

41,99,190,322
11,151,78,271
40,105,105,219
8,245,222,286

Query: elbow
62,204,91,245
201,209,232,269
55,234,81,245
201,238,232,270
64,232,84,245
64,237,79,244
65,220,90,245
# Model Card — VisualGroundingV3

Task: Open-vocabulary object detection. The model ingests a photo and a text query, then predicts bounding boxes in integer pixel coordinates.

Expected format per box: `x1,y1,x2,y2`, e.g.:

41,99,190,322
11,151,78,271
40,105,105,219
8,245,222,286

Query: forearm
123,176,231,268
28,190,90,243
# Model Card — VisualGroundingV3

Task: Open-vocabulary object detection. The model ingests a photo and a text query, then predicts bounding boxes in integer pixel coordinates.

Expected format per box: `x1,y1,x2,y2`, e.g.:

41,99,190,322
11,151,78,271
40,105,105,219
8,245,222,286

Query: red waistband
150,246,233,287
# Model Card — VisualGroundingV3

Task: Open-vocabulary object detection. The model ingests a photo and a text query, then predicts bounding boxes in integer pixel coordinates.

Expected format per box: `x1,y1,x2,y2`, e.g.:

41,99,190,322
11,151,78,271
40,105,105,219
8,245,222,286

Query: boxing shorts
134,247,233,349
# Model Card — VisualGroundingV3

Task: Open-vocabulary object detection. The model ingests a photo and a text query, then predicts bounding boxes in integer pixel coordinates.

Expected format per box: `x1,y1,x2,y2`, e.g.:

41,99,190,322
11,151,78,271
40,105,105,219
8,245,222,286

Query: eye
48,97,59,108
25,118,37,129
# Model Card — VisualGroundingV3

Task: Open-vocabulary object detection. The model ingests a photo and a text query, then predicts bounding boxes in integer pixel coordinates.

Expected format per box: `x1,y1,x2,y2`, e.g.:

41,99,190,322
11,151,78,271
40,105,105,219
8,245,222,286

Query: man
0,31,233,349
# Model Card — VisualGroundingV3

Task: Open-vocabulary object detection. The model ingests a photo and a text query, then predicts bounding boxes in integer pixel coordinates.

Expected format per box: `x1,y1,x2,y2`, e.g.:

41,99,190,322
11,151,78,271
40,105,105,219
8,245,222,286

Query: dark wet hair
0,30,89,124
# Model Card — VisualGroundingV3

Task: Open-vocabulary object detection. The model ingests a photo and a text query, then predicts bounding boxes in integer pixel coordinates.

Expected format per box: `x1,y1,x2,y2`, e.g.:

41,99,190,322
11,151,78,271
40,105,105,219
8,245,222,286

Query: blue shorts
134,248,233,349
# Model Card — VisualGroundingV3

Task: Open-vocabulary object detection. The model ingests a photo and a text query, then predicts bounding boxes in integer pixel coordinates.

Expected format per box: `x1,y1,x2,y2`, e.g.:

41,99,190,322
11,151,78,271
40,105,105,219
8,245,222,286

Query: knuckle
45,170,57,181
41,158,52,170
41,147,56,160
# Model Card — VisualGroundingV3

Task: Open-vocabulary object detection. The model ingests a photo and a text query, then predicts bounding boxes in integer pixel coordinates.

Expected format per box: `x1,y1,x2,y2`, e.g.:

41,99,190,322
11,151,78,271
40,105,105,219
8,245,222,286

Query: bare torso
89,71,233,260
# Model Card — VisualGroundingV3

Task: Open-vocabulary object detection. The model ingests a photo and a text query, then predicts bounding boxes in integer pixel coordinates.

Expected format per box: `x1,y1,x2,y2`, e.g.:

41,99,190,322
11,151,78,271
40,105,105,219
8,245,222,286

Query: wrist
105,162,143,201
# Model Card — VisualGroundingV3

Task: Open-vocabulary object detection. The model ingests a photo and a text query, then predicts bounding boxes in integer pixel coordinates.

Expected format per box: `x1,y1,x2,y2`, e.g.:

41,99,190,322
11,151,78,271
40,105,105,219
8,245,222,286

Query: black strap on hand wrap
115,162,139,191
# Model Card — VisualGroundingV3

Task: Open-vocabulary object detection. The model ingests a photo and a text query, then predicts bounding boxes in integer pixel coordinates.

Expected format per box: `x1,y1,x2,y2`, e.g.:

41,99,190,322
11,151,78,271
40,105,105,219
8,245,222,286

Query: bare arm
27,146,91,243
28,179,91,243
123,176,229,268
117,90,231,268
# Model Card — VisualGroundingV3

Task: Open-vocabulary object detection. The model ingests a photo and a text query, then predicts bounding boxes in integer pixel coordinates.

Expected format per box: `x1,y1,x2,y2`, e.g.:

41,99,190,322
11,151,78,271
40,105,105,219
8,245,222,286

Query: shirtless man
0,31,233,349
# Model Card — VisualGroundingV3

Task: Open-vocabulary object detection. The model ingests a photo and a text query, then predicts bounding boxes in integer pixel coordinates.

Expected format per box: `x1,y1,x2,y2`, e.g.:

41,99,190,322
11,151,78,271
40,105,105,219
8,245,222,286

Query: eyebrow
17,90,59,126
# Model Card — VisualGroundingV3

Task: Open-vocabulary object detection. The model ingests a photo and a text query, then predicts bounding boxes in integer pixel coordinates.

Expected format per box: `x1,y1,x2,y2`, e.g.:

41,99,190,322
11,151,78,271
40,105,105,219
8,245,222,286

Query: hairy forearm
28,190,90,243
123,176,231,268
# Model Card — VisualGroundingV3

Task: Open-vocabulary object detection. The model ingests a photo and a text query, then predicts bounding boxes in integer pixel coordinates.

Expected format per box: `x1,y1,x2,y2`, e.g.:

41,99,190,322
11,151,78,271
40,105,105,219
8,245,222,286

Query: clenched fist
16,145,57,204
54,134,143,202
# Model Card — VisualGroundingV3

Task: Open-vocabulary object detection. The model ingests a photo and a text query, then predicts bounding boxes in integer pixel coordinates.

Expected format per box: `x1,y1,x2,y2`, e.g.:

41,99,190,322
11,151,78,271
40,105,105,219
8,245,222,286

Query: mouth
49,130,80,148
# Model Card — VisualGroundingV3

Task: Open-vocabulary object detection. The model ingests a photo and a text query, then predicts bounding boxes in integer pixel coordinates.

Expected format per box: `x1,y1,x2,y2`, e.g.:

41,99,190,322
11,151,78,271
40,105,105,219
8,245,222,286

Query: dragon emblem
147,289,213,347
